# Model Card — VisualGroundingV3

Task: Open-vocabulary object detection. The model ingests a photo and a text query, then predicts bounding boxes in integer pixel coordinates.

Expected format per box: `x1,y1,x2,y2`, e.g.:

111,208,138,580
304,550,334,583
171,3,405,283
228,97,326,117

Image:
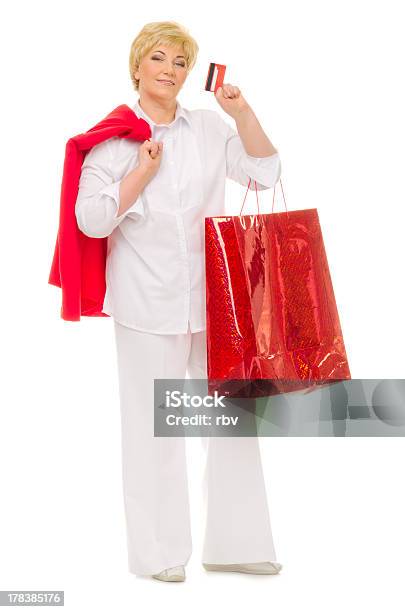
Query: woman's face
135,43,188,99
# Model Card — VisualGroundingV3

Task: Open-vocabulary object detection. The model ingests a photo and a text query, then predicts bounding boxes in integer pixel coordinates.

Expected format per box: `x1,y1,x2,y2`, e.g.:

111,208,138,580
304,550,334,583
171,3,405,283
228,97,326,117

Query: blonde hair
129,21,199,91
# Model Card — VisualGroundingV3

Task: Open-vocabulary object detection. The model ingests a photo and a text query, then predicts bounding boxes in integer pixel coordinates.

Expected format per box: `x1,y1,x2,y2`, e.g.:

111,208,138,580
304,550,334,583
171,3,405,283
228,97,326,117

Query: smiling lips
157,79,175,85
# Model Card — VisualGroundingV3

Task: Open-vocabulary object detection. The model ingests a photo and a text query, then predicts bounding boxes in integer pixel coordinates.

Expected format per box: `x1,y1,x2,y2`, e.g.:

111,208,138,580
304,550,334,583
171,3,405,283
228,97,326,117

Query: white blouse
75,98,281,334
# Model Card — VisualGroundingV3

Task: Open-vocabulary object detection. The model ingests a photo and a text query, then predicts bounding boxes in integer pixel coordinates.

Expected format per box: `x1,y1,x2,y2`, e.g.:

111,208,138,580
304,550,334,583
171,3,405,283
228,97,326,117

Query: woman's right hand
138,139,163,180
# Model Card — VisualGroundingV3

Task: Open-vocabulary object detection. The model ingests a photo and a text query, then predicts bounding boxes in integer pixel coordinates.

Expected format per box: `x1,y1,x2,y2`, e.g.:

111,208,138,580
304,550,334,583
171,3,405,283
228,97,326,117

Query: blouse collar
133,97,190,128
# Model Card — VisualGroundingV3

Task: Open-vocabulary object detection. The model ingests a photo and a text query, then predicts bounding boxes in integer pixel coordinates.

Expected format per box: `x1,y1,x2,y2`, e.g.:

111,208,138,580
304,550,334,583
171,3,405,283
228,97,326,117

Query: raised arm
214,83,281,191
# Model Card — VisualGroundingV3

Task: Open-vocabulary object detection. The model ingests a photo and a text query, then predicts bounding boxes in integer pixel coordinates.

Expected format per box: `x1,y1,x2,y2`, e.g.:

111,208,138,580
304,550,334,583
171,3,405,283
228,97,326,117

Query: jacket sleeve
75,138,145,239
214,111,281,191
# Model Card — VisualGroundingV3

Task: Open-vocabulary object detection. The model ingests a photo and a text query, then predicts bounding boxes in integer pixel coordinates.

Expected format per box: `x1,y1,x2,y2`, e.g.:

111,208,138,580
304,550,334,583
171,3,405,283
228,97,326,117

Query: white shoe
203,561,282,575
152,565,186,582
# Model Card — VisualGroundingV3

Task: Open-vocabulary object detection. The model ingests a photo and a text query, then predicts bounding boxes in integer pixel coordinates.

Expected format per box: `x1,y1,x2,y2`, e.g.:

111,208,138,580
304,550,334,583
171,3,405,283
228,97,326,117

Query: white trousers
113,319,279,576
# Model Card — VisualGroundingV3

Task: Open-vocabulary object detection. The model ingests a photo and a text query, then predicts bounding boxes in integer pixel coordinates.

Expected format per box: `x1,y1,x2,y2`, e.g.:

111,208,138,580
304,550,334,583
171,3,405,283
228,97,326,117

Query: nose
162,60,175,78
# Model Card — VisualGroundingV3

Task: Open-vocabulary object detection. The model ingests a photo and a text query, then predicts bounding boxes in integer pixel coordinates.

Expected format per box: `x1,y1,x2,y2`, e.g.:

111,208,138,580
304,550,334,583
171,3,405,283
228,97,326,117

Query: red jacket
48,104,151,321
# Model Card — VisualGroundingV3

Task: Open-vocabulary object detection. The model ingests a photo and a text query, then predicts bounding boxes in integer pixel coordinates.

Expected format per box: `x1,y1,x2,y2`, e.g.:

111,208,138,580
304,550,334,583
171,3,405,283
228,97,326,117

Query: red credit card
205,62,226,93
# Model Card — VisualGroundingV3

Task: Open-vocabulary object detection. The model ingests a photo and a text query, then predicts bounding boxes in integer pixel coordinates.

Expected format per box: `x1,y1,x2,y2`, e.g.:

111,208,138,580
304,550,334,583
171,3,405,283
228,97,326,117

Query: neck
137,92,177,125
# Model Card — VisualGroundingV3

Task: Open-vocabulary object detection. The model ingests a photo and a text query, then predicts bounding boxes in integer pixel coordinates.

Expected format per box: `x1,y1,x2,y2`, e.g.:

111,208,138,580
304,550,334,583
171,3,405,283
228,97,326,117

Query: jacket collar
132,97,191,128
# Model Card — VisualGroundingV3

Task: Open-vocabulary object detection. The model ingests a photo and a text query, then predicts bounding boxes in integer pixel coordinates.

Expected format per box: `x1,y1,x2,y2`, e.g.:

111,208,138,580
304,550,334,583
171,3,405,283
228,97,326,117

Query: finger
223,83,234,97
151,141,163,159
148,144,157,159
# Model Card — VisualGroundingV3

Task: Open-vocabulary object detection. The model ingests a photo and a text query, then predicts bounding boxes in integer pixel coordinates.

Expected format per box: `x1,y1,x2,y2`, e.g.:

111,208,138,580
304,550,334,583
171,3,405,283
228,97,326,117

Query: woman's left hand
214,83,250,119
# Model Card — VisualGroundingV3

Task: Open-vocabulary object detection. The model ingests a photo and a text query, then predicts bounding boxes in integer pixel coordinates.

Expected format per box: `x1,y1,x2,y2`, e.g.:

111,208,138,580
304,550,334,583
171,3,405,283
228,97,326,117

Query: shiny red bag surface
205,178,351,398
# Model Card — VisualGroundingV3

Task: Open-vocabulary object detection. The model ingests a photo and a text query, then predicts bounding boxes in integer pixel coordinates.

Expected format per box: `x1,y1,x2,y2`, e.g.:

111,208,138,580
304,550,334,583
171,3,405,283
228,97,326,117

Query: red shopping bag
205,178,351,398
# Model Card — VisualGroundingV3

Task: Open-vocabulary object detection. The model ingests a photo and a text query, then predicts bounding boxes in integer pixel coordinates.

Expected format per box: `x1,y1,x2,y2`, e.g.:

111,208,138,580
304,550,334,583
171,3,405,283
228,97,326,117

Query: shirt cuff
243,151,281,188
99,181,145,220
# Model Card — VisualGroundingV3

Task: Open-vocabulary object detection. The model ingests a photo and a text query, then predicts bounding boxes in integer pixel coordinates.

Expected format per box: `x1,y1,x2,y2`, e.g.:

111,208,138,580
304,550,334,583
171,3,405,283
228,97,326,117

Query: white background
1,0,404,610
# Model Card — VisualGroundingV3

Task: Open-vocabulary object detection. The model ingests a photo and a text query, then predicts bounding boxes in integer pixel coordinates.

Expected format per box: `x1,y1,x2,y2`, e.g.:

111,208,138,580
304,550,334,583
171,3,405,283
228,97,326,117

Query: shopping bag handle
239,177,288,217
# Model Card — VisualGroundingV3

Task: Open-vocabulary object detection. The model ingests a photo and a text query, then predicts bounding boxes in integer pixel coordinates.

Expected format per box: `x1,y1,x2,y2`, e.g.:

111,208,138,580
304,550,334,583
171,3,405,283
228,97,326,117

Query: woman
75,20,283,582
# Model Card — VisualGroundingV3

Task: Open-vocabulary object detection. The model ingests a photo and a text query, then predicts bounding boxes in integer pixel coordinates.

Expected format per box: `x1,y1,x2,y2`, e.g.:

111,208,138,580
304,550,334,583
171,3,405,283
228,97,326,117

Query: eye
152,56,186,67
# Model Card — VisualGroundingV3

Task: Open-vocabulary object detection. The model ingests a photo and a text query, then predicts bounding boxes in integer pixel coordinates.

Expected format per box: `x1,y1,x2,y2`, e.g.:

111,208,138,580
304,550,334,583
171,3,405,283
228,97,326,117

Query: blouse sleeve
75,138,145,239
214,111,281,191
